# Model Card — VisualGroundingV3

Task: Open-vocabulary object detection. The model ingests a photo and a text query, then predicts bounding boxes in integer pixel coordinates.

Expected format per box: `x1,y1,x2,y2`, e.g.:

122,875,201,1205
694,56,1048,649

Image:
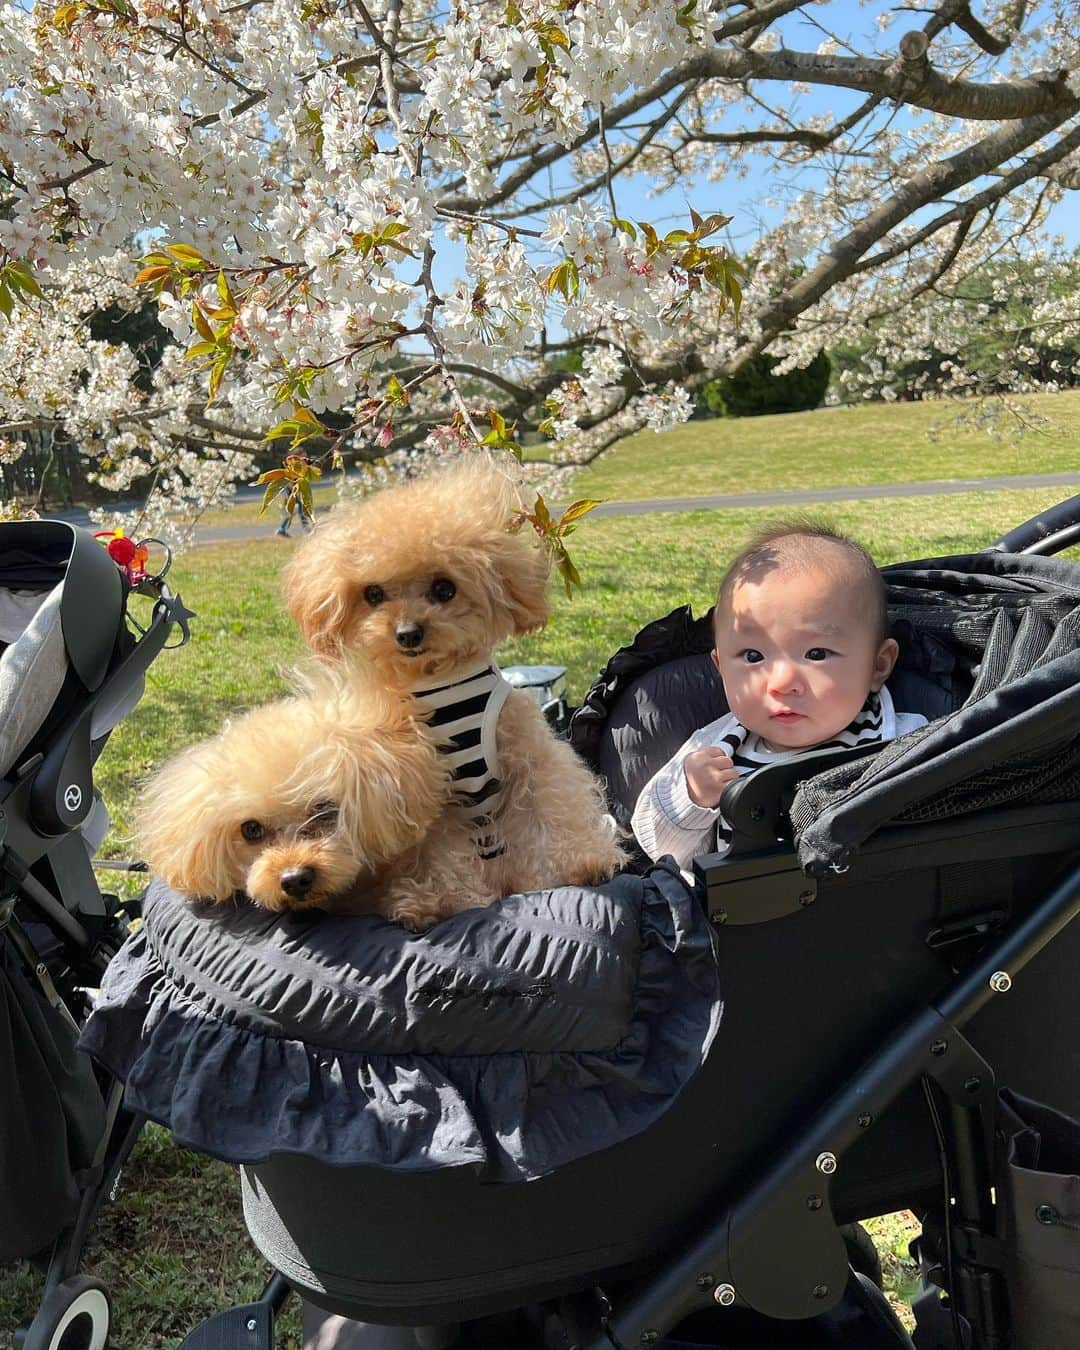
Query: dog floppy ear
322,707,450,863
457,459,551,636
136,742,241,901
282,536,350,655
493,527,551,636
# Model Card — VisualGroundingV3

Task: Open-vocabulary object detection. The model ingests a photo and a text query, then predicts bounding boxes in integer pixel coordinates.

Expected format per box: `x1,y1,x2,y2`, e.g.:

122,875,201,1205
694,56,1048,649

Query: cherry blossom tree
0,0,1077,541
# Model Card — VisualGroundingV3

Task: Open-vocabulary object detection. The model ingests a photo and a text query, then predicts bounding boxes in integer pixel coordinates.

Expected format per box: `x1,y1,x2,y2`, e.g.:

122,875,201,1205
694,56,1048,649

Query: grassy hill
569,389,1080,502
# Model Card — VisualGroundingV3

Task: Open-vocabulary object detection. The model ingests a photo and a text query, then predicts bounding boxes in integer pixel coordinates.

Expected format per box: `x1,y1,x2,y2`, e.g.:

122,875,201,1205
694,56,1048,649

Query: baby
632,522,927,869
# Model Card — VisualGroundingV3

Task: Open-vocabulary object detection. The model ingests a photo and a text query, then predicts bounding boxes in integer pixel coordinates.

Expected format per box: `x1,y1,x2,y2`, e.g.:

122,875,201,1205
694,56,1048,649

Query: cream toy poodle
137,664,498,928
282,457,623,898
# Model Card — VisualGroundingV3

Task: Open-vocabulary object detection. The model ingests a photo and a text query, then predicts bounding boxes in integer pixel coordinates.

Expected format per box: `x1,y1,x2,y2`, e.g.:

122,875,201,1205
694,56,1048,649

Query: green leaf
291,404,322,430
694,212,733,240
638,221,661,258
207,349,231,403
134,264,172,288
558,551,581,597
2,262,43,299
192,303,214,341
0,283,12,320
163,242,209,269
183,340,218,360
558,498,602,527
216,269,234,307
610,217,637,239
258,479,285,516
263,410,324,447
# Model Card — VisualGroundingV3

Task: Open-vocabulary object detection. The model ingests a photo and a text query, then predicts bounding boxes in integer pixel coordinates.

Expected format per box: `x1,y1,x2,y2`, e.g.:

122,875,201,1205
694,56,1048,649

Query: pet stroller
0,520,190,1350
82,495,1080,1350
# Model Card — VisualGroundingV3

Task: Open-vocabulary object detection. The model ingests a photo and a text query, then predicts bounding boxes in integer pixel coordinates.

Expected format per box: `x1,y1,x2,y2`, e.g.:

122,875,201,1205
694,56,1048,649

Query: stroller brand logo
64,784,83,813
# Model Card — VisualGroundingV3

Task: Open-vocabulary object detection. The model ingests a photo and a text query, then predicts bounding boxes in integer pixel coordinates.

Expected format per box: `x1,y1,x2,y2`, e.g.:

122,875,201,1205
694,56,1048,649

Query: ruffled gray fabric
80,865,722,1181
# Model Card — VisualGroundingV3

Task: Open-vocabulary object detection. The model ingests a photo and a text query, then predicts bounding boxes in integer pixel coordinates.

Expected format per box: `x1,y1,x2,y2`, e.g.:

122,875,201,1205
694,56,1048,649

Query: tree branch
735,107,1079,367
851,119,1080,278
693,40,1075,122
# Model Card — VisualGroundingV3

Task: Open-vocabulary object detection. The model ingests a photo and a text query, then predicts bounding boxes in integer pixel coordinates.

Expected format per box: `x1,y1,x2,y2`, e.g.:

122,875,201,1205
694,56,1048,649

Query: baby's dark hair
715,518,889,640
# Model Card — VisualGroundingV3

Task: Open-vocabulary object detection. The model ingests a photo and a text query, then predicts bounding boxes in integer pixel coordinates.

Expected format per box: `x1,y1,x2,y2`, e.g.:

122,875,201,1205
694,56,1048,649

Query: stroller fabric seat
81,864,722,1181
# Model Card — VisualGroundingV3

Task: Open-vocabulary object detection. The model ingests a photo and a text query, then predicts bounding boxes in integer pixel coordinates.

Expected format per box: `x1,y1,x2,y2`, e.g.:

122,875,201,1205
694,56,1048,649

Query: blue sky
611,0,1079,251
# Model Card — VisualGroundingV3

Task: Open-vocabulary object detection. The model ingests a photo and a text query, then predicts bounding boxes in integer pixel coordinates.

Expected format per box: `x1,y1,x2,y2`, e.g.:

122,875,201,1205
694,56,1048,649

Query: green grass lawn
5,478,1075,1347
571,388,1080,502
192,389,1080,534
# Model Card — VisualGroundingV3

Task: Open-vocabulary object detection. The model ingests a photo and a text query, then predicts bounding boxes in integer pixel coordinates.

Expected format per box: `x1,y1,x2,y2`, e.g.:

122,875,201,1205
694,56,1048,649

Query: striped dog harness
412,662,511,860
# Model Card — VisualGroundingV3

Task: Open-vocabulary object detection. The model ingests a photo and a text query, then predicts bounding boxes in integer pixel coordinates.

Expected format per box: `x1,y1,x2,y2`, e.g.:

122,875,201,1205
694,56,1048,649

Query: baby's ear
871,637,900,690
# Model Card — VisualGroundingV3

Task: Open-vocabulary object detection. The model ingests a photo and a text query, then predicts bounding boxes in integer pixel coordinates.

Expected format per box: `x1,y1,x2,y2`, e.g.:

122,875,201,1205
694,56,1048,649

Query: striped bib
412,663,511,860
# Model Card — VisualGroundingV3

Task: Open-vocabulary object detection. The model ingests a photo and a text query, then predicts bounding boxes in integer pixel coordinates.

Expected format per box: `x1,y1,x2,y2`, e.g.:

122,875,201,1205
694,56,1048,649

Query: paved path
185,469,1080,544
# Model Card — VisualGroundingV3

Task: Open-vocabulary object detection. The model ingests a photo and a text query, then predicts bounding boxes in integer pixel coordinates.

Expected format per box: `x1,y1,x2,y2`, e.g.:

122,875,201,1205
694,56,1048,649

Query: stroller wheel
23,1276,110,1350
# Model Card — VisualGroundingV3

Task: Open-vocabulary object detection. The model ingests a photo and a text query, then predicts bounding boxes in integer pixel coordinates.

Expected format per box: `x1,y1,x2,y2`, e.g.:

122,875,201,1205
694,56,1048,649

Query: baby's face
712,566,897,752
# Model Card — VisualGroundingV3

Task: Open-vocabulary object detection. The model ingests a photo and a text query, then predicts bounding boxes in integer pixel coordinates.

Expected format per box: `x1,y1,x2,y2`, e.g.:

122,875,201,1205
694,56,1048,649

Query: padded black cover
80,866,722,1181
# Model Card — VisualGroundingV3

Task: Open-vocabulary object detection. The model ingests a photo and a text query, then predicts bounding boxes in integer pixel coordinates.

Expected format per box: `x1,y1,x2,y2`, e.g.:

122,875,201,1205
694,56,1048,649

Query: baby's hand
684,747,739,809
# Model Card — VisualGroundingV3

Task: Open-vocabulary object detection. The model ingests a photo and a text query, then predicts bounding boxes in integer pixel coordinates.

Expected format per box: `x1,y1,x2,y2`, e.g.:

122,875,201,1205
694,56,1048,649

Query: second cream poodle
282,457,623,899
136,663,497,929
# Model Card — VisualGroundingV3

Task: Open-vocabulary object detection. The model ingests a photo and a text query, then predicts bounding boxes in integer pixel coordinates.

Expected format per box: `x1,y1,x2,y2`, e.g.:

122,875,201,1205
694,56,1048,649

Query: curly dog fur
282,457,622,899
137,664,497,927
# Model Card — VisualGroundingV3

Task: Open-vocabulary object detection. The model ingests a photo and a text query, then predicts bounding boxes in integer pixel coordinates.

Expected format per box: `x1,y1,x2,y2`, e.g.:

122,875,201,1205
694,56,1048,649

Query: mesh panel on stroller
0,521,189,1346
81,502,1080,1350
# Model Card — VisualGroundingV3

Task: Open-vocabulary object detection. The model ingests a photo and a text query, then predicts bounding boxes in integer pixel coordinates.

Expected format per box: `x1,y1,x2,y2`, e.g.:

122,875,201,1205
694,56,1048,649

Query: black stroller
82,496,1080,1350
0,521,190,1350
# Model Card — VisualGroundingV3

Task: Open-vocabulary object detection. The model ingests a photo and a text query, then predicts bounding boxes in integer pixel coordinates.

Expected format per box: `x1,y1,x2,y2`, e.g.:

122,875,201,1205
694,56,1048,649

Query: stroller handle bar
986,492,1080,556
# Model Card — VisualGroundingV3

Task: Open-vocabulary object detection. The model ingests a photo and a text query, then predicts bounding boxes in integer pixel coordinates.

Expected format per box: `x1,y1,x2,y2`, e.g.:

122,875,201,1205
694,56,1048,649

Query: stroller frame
588,854,1080,1350
2,520,190,1350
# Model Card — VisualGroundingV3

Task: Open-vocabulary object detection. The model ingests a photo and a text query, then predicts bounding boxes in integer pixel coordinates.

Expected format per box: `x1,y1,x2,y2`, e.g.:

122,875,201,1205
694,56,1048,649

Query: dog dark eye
364,585,385,606
240,820,265,843
429,577,456,603
299,801,338,837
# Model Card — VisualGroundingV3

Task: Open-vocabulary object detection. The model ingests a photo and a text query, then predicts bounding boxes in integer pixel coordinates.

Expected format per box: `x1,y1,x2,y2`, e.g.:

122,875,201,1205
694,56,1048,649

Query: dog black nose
395,623,424,649
280,866,316,898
